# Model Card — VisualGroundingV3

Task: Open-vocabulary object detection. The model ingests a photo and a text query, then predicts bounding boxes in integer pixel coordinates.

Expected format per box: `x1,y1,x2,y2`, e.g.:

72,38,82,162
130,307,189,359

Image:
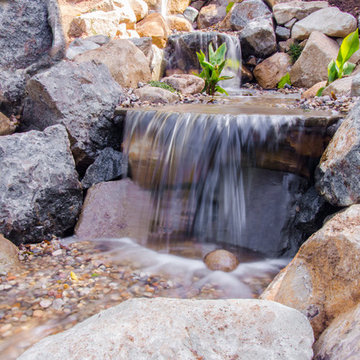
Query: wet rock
75,179,151,240
22,61,124,172
313,303,360,360
292,8,357,40
0,112,17,136
66,39,100,60
167,15,193,32
254,52,291,89
290,32,339,88
81,148,128,189
261,204,360,338
136,13,171,49
0,234,20,274
351,72,360,96
162,74,204,95
74,39,151,88
18,298,314,360
322,77,353,97
183,6,199,23
134,86,179,104
0,125,82,245
204,250,239,272
273,1,329,25
197,0,228,29
316,101,360,206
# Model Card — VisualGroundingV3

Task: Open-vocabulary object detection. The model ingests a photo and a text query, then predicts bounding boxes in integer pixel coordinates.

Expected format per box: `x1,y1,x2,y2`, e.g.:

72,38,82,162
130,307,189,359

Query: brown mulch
304,0,360,18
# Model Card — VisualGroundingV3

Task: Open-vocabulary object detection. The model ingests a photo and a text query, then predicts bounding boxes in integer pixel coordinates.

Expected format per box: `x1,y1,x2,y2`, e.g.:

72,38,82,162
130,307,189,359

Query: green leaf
219,75,234,80
277,73,291,89
226,1,234,13
214,43,227,65
336,29,359,68
343,61,356,76
316,87,325,97
208,43,215,63
327,60,339,84
215,85,229,95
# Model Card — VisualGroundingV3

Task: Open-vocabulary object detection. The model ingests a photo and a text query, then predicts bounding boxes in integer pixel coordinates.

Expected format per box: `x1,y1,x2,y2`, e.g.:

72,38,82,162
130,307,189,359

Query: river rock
167,15,193,32
22,61,124,172
261,204,360,338
351,72,360,96
322,77,353,97
197,0,227,29
134,86,179,104
0,125,82,245
290,31,339,88
292,7,357,40
129,0,148,21
81,148,128,189
18,298,314,360
254,52,291,89
220,0,272,31
0,112,17,136
161,74,204,94
273,1,329,25
239,17,277,58
66,38,100,60
137,13,171,48
74,39,151,88
316,101,360,206
204,250,239,272
313,303,360,359
0,234,20,274
75,179,151,240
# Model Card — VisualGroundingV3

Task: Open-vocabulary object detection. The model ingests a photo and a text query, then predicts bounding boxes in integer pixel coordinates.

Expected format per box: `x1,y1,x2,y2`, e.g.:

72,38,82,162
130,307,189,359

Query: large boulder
254,52,291,89
168,0,191,14
273,1,329,25
316,101,360,206
313,303,360,359
18,298,314,360
128,0,148,21
263,0,292,8
74,39,151,88
0,125,82,245
75,179,151,240
292,7,357,40
167,15,193,32
261,204,360,338
322,76,353,97
0,234,20,274
136,13,171,48
290,31,339,88
197,0,228,29
161,74,205,94
22,61,124,172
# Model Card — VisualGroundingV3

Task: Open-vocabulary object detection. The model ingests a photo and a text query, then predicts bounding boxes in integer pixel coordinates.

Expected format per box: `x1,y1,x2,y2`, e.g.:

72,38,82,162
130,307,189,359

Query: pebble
39,299,52,309
52,249,62,256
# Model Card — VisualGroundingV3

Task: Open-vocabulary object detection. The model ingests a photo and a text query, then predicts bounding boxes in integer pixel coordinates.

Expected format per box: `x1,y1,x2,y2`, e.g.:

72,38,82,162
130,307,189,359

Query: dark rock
81,148,128,189
22,61,125,173
204,249,239,272
0,125,82,245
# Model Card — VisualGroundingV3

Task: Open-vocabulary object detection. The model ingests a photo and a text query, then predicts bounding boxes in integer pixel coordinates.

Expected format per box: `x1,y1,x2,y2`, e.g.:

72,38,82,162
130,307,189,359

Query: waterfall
161,0,168,18
123,107,313,257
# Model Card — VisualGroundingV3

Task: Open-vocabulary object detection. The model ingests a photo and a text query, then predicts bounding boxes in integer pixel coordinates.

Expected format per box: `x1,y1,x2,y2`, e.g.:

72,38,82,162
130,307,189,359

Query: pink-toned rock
301,81,327,99
161,74,204,95
0,234,20,273
204,249,239,272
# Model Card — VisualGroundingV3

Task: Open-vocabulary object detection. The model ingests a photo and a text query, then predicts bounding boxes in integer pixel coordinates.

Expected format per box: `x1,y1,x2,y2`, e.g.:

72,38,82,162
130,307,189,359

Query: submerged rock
18,298,314,360
204,249,239,272
0,125,82,245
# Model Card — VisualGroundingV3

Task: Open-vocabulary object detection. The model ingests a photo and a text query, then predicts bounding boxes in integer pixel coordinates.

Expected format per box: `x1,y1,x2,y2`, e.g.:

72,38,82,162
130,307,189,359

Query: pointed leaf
226,1,234,13
214,43,227,65
328,60,339,83
316,87,325,97
208,43,215,63
215,85,229,95
343,61,356,76
219,75,234,80
336,29,359,68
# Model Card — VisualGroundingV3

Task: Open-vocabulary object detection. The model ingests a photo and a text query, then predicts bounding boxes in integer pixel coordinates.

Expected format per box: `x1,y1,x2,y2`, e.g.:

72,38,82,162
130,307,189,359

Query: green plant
148,81,177,93
317,29,359,96
288,42,303,64
277,72,291,89
194,43,233,96
226,1,234,13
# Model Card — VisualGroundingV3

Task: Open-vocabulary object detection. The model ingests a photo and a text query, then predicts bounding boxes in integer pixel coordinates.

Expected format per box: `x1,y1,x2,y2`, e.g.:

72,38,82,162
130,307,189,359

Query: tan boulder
166,15,193,32
142,0,161,11
290,31,339,88
263,0,292,8
128,0,148,21
161,74,204,94
74,39,151,88
254,52,291,89
0,112,17,136
150,44,166,81
204,249,239,272
0,234,20,274
301,81,327,99
241,64,253,83
323,77,353,97
261,204,360,338
168,0,191,14
197,0,227,29
95,0,116,12
136,13,171,48
134,85,180,104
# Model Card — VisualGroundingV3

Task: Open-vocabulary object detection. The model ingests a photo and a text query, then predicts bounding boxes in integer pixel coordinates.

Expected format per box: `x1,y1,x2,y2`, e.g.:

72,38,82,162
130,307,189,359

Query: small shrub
288,43,303,64
277,72,291,89
148,81,177,93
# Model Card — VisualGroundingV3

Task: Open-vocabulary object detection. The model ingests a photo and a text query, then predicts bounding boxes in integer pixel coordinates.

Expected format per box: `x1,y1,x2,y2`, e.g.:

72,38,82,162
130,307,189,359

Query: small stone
39,299,53,309
52,299,65,310
33,310,44,318
204,249,239,272
52,249,62,256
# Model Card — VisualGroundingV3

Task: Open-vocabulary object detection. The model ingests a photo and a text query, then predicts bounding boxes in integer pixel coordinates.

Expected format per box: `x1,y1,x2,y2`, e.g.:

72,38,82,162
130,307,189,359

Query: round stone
203,249,239,272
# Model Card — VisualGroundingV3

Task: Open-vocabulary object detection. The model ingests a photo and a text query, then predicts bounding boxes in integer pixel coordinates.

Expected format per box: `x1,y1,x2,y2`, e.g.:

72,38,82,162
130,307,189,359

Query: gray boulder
65,39,100,60
18,298,314,360
81,148,128,189
316,101,360,206
134,85,179,104
22,61,125,172
0,125,82,245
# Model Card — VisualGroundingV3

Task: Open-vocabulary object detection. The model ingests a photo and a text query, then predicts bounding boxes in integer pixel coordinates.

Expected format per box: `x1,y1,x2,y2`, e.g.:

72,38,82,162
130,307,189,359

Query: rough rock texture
302,81,327,99
66,38,100,60
316,101,360,206
167,15,193,32
275,26,291,40
129,0,148,21
183,6,199,23
290,32,339,88
351,72,360,96
0,125,82,245
168,0,191,14
18,298,314,360
161,74,205,94
197,0,227,29
75,179,151,240
0,234,20,274
136,13,171,48
292,7,357,40
254,52,291,89
129,37,153,58
150,44,166,80
322,77,353,97
204,250,239,272
81,148,128,189
261,204,360,338
273,1,329,25
22,61,124,172
74,39,151,88
313,303,360,360
220,0,272,31
263,0,292,8
85,35,110,46
134,86,179,104
239,18,277,58
0,112,17,136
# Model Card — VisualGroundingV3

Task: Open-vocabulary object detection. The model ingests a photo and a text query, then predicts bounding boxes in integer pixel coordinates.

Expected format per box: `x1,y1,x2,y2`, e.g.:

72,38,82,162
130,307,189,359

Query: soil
305,0,360,18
